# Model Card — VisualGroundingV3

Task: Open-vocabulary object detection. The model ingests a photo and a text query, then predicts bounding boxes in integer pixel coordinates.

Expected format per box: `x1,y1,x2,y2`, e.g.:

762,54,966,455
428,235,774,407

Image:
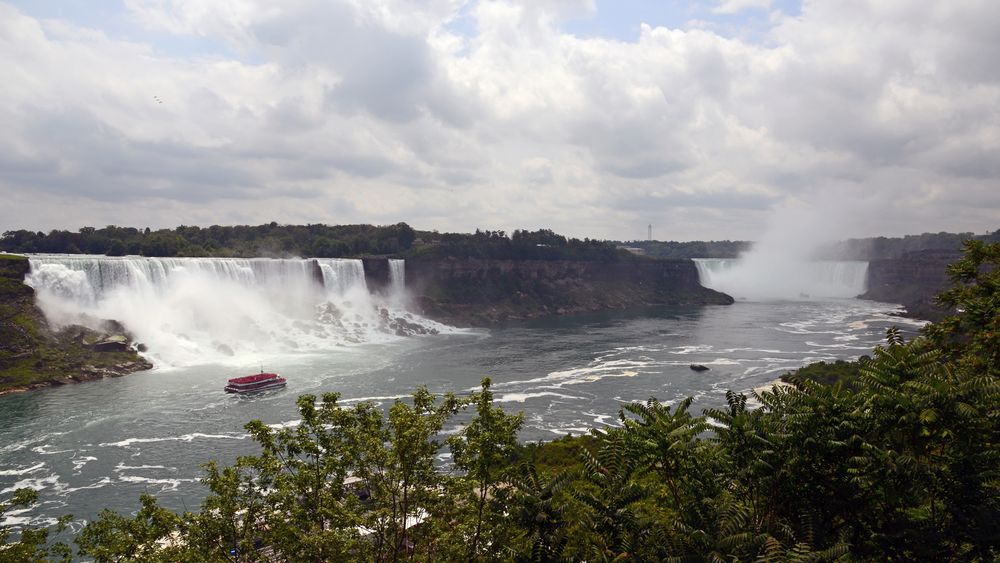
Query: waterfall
388,259,405,295
694,258,869,301
316,258,368,297
25,255,447,366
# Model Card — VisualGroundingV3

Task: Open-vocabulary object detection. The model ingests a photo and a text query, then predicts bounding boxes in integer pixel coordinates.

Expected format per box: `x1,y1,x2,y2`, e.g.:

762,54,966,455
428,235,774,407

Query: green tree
352,387,462,562
571,432,652,561
237,393,364,560
75,494,187,562
0,489,72,563
105,239,128,256
508,461,574,561
448,377,524,560
925,239,1000,377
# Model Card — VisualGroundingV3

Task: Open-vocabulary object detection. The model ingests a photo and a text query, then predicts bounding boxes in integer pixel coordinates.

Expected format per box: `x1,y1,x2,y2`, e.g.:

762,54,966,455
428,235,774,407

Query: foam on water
496,391,584,403
0,463,46,476
71,457,97,472
99,432,247,448
115,475,198,492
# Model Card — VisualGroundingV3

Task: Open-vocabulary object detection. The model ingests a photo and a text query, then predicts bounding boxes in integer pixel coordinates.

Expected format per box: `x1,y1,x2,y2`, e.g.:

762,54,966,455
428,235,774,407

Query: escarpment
394,258,733,325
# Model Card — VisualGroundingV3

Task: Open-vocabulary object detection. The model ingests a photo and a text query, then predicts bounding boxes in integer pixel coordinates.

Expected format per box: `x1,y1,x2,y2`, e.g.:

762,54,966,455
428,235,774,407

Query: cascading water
25,255,450,367
694,258,869,301
388,259,405,299
316,259,367,296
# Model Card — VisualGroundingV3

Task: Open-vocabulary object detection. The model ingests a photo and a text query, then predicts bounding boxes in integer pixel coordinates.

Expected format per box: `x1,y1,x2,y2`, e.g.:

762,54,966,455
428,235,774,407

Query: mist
694,199,871,301
25,256,452,367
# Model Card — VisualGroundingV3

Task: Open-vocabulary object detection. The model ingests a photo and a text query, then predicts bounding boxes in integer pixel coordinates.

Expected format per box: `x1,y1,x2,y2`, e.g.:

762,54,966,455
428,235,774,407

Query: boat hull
224,373,287,393
225,380,286,393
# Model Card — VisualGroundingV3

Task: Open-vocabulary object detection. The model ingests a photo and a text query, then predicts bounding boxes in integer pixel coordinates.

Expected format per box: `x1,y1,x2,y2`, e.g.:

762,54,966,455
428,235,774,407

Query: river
0,255,924,531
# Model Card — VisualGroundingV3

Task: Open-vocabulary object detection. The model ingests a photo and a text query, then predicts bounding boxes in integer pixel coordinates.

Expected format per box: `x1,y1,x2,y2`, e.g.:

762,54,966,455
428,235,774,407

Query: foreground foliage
2,242,999,561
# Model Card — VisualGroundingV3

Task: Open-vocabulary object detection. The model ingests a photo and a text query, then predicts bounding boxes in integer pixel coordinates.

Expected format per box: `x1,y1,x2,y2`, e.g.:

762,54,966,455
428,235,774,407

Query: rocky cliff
400,258,734,325
861,250,959,321
362,257,392,291
0,254,152,395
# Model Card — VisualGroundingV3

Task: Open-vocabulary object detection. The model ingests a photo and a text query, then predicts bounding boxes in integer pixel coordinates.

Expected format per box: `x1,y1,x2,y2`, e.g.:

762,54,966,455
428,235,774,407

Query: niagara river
1,255,924,531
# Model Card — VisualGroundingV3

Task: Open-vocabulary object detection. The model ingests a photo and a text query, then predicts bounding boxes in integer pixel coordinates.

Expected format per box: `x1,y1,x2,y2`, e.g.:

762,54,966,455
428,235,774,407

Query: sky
0,0,997,242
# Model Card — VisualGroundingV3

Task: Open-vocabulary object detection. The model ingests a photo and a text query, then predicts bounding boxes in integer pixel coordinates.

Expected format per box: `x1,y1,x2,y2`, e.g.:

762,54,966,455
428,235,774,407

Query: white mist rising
694,258,868,301
25,256,450,367
694,201,870,301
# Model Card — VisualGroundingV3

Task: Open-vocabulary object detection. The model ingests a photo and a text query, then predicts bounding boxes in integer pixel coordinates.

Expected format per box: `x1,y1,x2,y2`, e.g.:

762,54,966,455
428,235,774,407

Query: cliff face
861,250,959,321
362,258,391,292
0,254,152,395
401,258,733,325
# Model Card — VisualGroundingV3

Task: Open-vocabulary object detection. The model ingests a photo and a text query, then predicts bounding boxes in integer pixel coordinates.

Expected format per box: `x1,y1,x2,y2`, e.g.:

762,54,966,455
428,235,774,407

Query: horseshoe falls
694,258,869,301
24,255,450,367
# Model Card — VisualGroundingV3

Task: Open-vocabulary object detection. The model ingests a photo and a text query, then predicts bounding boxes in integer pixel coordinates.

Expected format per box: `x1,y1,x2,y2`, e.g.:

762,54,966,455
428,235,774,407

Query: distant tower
647,224,652,241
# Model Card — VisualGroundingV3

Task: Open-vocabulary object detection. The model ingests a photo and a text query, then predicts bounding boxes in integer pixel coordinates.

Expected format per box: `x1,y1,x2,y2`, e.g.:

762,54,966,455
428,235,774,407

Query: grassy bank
0,254,151,394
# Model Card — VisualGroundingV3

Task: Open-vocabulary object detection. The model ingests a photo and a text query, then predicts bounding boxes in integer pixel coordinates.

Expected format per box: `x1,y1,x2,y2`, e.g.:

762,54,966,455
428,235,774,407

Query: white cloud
0,0,997,241
713,0,772,15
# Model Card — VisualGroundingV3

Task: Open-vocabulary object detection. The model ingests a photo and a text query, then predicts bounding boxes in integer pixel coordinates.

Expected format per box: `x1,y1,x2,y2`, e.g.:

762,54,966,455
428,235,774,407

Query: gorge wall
860,250,959,321
400,258,734,325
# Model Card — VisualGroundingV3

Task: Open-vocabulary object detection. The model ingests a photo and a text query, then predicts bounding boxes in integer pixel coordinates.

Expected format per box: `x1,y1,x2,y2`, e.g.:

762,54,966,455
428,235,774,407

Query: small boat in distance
225,372,287,394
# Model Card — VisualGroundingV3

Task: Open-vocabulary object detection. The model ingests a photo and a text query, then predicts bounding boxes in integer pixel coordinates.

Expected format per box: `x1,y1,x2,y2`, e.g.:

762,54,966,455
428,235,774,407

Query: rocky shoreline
0,254,153,396
0,357,154,397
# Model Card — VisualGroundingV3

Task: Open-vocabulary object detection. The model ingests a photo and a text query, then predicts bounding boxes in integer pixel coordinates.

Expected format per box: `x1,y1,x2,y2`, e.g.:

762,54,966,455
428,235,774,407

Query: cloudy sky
0,0,997,241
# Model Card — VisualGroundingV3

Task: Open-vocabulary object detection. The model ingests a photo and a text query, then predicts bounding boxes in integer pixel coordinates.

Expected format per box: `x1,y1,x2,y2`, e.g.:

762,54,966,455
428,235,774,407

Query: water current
1,255,924,532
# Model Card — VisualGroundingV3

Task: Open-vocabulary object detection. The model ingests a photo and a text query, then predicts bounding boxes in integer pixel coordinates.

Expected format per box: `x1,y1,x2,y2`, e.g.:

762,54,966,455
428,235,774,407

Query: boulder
91,334,130,352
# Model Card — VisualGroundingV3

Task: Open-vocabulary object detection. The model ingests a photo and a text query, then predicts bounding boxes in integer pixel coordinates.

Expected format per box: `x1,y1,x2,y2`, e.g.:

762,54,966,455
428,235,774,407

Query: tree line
615,229,1000,260
816,229,1000,261
616,239,752,259
0,224,632,262
404,229,633,261
0,223,418,258
2,241,999,561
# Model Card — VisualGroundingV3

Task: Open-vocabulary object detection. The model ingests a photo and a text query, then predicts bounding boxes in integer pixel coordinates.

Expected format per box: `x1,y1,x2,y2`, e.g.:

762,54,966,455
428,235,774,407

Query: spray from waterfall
25,255,453,367
695,259,868,300
693,198,870,301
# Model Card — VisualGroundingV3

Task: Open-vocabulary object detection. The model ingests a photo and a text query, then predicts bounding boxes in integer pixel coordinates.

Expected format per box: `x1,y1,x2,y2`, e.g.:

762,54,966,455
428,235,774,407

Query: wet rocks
91,334,130,352
77,358,154,380
377,307,439,336
0,254,153,395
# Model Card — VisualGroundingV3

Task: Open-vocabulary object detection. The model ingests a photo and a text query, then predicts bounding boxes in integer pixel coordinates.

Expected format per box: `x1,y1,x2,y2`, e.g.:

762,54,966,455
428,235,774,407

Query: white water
694,258,869,301
388,259,405,295
25,255,452,367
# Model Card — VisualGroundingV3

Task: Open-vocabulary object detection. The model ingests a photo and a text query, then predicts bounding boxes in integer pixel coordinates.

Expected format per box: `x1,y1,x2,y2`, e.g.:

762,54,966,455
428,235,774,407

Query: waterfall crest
694,258,869,301
25,255,449,366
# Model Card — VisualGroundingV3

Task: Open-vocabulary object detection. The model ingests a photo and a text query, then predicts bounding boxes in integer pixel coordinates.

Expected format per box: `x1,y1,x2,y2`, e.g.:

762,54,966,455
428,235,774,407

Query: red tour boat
225,372,287,393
